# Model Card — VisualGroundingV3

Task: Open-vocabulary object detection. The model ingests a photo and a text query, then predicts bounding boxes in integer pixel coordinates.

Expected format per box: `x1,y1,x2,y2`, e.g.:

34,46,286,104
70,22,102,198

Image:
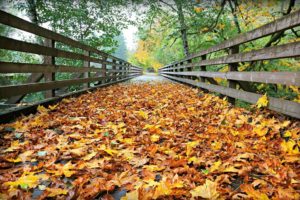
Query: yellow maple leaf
4,173,48,189
153,181,172,198
6,150,36,163
99,144,118,156
210,160,222,172
48,104,58,111
231,130,239,136
188,156,200,164
241,184,269,200
256,94,268,108
82,151,97,161
150,134,160,142
121,190,138,200
281,139,299,155
211,141,222,150
138,110,148,119
69,148,86,156
48,162,76,177
253,125,269,137
37,105,48,113
188,107,195,111
190,179,220,199
283,130,292,137
143,165,165,172
46,188,68,197
122,138,134,144
62,98,71,103
186,141,199,156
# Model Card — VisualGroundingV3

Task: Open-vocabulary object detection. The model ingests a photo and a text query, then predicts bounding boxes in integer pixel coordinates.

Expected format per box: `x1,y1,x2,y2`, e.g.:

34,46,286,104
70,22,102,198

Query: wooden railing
159,10,300,119
0,10,142,121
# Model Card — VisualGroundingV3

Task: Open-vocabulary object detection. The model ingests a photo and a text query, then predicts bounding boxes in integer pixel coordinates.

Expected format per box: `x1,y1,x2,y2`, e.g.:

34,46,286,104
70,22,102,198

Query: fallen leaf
190,179,220,199
46,188,68,197
256,94,268,108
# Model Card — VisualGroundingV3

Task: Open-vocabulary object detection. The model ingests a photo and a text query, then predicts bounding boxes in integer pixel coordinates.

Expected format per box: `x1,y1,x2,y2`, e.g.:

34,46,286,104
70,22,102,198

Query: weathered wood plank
160,10,300,69
0,73,139,99
5,73,44,104
0,62,102,73
161,42,300,71
0,76,103,99
0,37,132,68
0,36,103,63
228,45,239,104
83,50,90,88
162,74,300,119
161,71,300,86
0,74,139,123
43,38,55,98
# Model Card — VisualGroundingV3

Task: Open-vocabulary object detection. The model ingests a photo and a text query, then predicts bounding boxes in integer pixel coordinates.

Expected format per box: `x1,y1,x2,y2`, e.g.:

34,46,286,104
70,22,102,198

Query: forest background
0,0,299,105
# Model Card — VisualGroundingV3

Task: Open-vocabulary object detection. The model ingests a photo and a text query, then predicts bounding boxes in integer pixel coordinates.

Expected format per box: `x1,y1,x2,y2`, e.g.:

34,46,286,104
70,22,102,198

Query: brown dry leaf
240,184,269,200
0,82,299,199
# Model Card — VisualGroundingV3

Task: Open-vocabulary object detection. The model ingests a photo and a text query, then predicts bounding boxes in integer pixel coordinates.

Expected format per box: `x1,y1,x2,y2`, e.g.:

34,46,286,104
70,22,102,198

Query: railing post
121,61,124,79
128,64,131,77
124,62,127,78
126,63,129,78
102,56,107,84
44,38,55,98
187,59,193,80
200,55,206,82
228,45,239,104
83,50,90,88
112,59,116,82
180,61,184,78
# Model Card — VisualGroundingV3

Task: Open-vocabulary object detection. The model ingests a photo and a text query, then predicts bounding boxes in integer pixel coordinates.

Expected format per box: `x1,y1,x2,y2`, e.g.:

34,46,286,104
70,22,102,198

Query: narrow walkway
0,79,298,199
129,72,169,83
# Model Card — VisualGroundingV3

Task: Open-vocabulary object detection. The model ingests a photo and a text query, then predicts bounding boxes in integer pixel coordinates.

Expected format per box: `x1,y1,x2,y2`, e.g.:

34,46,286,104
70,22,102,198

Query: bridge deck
130,72,169,83
0,79,298,199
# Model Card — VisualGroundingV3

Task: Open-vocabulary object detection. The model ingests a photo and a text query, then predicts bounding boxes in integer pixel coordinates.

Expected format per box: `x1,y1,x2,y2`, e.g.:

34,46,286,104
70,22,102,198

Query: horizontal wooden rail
0,73,140,98
161,71,300,86
0,37,105,64
0,62,140,74
161,10,300,69
0,74,139,123
162,74,300,119
0,37,136,68
159,10,300,119
161,42,300,71
0,62,102,73
0,10,129,65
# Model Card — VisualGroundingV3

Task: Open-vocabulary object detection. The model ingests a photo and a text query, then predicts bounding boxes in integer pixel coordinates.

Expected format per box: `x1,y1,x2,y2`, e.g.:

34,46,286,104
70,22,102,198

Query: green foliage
0,0,135,104
131,0,300,102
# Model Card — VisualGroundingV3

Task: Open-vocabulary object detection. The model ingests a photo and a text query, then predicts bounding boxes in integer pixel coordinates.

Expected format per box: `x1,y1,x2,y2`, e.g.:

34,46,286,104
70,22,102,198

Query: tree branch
208,0,226,31
158,0,178,12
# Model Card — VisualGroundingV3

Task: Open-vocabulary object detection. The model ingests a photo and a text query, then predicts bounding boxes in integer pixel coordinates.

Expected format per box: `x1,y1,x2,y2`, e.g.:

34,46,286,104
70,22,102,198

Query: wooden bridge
0,9,299,200
0,10,299,121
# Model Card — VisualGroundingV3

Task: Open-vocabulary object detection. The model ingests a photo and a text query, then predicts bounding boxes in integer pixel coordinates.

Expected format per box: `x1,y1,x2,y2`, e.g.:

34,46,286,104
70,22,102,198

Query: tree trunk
174,0,189,57
26,0,39,25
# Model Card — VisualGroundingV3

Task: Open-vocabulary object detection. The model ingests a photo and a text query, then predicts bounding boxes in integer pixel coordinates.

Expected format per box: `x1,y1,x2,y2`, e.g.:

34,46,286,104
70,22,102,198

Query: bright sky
123,25,138,53
123,25,138,52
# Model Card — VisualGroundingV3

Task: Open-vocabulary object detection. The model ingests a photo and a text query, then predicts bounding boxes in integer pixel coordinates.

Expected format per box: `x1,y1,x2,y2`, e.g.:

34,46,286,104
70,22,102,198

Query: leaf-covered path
0,81,299,199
